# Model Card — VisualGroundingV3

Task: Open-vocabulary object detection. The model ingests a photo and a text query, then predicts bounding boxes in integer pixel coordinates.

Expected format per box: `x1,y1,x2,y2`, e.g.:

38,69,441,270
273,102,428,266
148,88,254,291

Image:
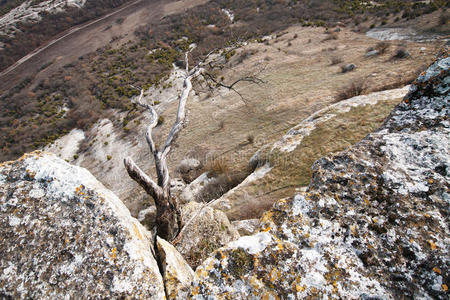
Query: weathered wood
124,46,263,241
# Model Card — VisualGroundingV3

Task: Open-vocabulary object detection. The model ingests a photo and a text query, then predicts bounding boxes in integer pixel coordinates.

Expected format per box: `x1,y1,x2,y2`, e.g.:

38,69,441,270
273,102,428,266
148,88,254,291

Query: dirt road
0,0,207,94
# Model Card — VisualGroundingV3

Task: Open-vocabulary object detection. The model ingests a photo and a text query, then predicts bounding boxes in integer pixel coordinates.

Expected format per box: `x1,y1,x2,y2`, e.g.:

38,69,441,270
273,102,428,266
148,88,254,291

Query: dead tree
124,48,263,241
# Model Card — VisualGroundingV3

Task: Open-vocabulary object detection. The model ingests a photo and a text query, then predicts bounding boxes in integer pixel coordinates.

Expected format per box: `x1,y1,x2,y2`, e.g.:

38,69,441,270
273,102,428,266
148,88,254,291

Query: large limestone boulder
0,152,165,299
190,56,449,298
156,237,194,299
174,201,240,268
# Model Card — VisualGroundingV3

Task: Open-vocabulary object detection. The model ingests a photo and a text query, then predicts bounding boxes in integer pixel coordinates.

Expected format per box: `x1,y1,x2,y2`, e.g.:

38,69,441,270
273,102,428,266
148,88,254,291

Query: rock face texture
175,202,240,269
157,237,195,299
0,152,165,299
190,56,449,298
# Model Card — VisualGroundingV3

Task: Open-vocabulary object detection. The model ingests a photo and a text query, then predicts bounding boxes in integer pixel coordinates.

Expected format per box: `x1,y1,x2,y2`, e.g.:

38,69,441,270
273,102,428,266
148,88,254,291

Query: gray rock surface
177,158,203,183
365,49,379,57
231,219,260,236
177,158,201,173
179,173,212,203
341,63,356,73
0,152,165,299
156,237,195,299
175,201,240,269
189,56,449,298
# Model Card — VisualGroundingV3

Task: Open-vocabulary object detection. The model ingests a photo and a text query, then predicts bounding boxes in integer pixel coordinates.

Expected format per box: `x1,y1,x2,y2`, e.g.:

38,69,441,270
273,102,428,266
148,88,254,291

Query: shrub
157,115,164,126
335,79,366,101
322,32,338,42
204,159,230,177
392,48,410,59
375,41,390,54
247,135,255,144
107,155,112,160
196,170,249,203
330,56,343,65
439,11,449,25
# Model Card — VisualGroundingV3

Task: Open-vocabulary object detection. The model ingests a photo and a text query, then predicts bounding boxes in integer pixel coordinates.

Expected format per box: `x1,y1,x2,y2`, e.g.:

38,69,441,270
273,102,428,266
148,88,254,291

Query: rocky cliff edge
189,55,449,298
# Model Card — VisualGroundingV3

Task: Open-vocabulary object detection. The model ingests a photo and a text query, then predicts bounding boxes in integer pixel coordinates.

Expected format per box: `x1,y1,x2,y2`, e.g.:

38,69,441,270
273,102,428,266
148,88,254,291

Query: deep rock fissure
153,237,169,299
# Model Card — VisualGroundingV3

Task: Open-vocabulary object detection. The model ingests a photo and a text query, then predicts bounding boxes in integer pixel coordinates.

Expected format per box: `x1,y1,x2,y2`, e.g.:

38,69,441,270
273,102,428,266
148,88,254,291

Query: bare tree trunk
124,47,264,241
124,52,199,241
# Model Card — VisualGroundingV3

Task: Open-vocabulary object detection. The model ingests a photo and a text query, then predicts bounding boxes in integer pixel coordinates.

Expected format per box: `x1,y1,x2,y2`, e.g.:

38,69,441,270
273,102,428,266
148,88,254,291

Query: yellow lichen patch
268,268,281,283
427,240,437,250
111,247,117,259
262,292,280,300
263,226,272,232
191,286,200,296
364,198,369,205
296,285,305,292
428,178,434,185
424,213,431,218
205,259,215,272
372,217,378,223
260,211,274,224
75,185,84,195
442,284,448,292
350,225,357,236
433,267,441,274
276,243,284,252
133,223,143,240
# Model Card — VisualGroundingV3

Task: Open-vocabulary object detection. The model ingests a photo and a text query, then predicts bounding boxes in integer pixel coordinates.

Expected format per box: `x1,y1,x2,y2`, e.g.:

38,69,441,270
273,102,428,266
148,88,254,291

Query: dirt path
0,0,145,77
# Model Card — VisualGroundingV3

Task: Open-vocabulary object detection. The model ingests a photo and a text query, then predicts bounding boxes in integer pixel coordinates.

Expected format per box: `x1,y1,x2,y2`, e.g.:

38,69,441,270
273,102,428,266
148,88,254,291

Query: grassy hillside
0,0,448,162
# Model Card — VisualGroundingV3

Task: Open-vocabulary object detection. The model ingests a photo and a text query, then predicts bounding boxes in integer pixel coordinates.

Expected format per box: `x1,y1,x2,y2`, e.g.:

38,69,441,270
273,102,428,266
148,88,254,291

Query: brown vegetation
0,0,133,71
0,0,447,162
335,79,366,101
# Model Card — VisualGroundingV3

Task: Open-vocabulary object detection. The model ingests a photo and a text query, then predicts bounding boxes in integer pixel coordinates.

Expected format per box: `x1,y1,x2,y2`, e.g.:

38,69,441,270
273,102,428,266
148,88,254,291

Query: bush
196,170,249,203
322,32,338,42
247,135,255,144
392,48,410,59
439,11,449,25
335,79,366,101
107,155,112,160
204,159,230,177
375,41,390,54
157,115,164,126
330,56,343,65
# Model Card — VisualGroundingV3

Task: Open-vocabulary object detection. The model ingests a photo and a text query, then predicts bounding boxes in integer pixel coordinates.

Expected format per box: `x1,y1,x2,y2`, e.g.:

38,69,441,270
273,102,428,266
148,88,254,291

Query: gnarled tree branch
124,44,265,241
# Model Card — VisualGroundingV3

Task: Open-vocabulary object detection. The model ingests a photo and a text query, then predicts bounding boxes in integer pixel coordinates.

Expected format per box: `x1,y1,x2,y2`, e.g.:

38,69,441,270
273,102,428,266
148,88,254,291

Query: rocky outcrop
189,56,449,298
231,219,260,236
138,205,157,230
0,152,165,299
175,202,240,269
156,237,195,299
